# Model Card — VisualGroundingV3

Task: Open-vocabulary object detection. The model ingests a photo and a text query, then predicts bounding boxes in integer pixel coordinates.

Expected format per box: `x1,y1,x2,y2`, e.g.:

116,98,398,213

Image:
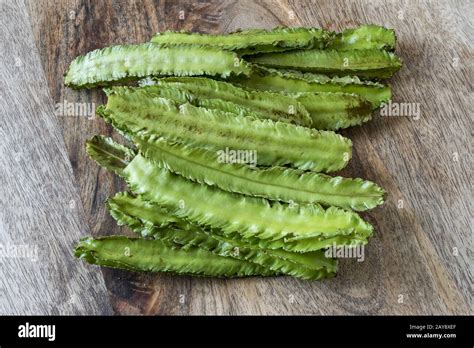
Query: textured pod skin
234,67,392,108
123,154,374,244
291,92,373,130
247,48,403,79
107,192,337,280
150,27,332,55
108,84,288,125
107,192,178,231
329,24,396,51
64,43,252,88
138,77,312,126
74,236,274,277
85,137,374,253
134,134,385,211
85,135,136,175
195,98,276,122
99,87,352,172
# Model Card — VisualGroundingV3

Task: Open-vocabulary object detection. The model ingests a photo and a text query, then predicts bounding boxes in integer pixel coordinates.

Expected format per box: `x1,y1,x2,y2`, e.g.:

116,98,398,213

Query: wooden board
0,0,112,315
7,0,470,314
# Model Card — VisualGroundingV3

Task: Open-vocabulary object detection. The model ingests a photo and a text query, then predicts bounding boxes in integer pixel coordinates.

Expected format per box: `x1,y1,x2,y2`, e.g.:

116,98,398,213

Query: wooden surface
0,0,113,315
1,0,471,314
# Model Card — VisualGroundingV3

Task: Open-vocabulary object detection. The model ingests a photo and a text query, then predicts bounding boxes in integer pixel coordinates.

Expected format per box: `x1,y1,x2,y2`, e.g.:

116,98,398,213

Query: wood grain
18,0,473,314
0,0,112,315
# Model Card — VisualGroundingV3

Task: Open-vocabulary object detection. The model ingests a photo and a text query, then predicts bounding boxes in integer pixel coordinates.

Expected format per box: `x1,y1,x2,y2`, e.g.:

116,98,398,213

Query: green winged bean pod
138,77,312,126
134,134,384,211
123,154,374,245
328,24,396,51
150,27,332,55
234,67,392,108
107,192,337,280
75,236,275,277
65,43,252,88
247,48,402,79
99,87,352,172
